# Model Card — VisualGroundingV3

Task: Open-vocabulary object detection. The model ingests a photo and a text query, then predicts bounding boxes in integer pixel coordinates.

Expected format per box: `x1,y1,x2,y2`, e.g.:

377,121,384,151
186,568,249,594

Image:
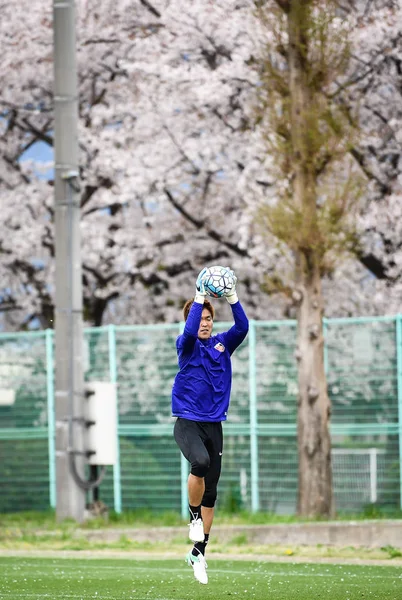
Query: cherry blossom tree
347,0,402,313
0,0,266,328
0,0,401,331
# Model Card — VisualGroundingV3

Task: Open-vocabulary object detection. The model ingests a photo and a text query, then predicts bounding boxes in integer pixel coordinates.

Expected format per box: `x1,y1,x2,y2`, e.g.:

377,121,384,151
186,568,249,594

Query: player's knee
202,488,217,508
190,455,210,478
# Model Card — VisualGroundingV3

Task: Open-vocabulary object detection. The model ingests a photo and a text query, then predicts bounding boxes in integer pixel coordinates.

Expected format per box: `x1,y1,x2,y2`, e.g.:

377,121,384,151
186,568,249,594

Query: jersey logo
214,342,225,352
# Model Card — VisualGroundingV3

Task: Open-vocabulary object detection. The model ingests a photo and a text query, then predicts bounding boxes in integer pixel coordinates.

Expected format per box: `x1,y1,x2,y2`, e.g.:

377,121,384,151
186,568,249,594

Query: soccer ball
203,265,235,298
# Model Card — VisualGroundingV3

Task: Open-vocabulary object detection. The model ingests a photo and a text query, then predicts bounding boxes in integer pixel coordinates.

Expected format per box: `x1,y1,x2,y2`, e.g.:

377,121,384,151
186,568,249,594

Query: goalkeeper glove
195,267,208,304
224,267,238,304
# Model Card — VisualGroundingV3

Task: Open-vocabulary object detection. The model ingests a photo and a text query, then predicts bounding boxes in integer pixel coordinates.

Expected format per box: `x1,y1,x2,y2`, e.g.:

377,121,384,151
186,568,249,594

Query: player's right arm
179,302,203,349
177,269,207,354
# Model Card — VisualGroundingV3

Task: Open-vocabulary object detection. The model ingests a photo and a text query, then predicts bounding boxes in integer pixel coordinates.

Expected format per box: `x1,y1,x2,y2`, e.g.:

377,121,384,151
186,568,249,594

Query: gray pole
53,0,86,522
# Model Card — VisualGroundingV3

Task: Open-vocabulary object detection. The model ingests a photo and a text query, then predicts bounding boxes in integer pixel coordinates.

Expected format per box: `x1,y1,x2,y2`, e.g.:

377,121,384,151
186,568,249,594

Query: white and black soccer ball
203,265,235,298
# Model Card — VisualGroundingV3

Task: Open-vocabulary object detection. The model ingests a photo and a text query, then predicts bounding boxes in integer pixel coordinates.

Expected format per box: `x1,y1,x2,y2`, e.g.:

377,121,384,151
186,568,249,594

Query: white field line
1,549,402,567
0,563,401,580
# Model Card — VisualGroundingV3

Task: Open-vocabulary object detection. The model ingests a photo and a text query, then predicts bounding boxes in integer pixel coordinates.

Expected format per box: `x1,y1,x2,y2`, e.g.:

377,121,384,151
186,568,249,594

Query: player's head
183,298,215,321
183,299,215,340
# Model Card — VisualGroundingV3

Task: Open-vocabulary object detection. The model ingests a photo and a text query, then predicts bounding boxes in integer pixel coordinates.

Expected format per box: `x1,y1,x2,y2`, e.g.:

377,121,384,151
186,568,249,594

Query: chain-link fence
0,316,401,515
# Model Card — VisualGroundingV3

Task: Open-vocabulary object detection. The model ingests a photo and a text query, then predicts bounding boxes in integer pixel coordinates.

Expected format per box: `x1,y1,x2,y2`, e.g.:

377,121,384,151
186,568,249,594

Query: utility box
85,381,117,466
0,389,16,406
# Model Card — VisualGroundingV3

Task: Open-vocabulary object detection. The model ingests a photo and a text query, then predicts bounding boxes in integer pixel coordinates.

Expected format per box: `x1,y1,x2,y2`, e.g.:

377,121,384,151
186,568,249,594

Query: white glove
195,267,208,304
224,268,238,304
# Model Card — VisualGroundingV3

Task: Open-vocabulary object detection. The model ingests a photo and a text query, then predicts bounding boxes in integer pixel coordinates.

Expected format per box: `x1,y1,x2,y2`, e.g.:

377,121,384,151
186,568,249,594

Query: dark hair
183,298,215,321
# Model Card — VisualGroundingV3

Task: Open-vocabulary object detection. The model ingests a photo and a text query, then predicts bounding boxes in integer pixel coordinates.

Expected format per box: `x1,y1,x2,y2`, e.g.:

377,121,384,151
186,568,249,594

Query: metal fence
0,316,401,516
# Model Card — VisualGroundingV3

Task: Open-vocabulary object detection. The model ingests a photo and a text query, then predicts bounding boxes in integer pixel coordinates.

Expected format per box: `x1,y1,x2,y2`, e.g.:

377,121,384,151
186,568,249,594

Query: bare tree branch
272,0,290,12
349,147,391,196
164,187,248,257
139,0,162,18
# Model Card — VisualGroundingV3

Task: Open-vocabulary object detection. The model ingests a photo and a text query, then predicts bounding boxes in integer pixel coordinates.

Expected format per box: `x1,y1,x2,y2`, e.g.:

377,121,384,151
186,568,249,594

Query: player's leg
201,506,214,535
186,422,223,585
174,418,210,542
188,473,204,509
203,422,223,520
198,422,222,552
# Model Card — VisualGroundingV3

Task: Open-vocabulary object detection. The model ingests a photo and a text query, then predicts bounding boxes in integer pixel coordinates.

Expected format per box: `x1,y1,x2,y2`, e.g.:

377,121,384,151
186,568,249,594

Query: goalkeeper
171,267,249,585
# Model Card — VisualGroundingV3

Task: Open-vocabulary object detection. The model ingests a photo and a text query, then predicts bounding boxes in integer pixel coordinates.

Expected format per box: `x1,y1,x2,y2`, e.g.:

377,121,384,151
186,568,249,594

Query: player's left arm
221,271,249,354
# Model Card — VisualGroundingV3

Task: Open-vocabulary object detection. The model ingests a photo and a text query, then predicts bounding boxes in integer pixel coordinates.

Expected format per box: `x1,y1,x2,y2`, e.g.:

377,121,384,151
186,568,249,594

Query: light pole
53,0,86,522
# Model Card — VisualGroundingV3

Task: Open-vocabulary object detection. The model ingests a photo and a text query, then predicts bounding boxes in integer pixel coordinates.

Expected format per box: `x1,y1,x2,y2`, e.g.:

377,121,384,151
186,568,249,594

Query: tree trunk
288,0,334,517
295,255,333,516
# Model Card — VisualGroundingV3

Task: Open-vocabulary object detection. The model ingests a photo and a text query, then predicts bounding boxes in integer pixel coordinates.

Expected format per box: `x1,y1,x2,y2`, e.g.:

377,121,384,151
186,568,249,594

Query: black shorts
174,418,223,507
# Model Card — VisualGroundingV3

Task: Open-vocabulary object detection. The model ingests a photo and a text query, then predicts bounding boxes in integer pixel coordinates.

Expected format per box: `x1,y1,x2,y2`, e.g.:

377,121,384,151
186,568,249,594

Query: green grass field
0,556,401,600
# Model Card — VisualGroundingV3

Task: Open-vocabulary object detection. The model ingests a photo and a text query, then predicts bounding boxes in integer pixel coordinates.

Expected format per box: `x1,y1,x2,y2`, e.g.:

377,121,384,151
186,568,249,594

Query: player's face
198,308,213,339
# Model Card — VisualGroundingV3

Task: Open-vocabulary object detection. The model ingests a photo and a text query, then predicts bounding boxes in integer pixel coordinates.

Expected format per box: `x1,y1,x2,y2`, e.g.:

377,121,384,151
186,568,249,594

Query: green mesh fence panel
0,332,50,512
119,435,181,511
255,322,298,426
114,325,180,426
84,325,182,511
326,319,398,425
331,435,400,512
0,438,50,512
0,317,401,515
216,433,253,513
257,435,299,514
84,327,110,383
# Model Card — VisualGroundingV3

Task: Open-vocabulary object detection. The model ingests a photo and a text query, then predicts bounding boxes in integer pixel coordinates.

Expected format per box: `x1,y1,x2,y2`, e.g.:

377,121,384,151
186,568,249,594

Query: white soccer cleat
188,517,204,542
186,550,208,585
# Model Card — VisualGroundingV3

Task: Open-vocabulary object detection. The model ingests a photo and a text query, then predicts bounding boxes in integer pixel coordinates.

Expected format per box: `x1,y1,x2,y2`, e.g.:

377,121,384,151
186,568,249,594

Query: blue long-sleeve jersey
171,300,249,422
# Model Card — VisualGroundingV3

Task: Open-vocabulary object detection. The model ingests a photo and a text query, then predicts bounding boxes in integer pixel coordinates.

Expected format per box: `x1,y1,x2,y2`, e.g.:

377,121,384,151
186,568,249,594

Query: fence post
180,454,189,519
177,321,189,519
108,324,122,513
45,328,56,509
396,315,402,510
323,317,329,375
369,448,378,504
248,320,259,512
